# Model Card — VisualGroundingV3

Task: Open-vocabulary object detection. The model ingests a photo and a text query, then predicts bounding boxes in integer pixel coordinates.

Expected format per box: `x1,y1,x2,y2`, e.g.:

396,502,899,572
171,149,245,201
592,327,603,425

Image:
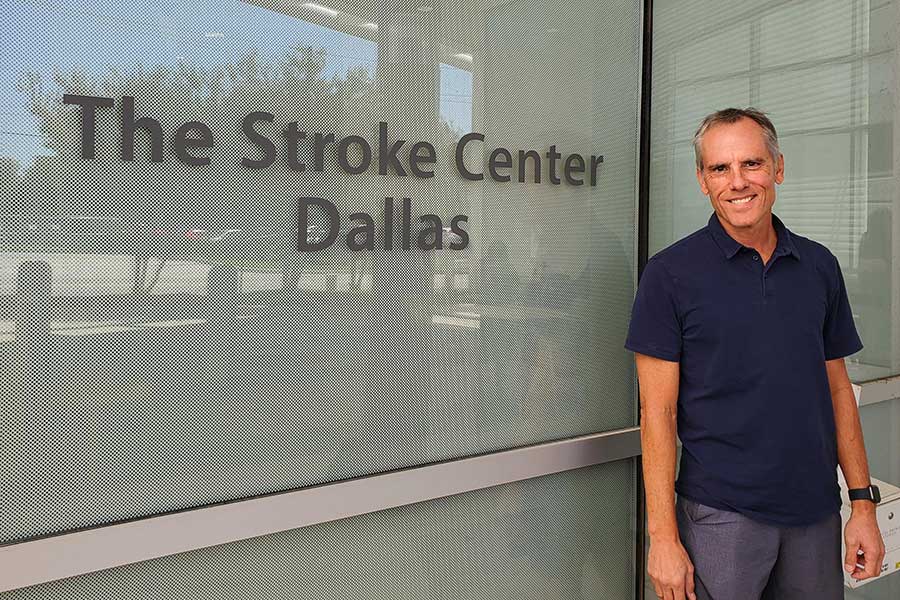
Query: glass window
1,0,642,543
0,462,638,600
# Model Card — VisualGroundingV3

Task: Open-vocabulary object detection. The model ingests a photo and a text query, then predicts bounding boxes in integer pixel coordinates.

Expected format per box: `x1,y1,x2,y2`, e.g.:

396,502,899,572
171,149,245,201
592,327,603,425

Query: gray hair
693,107,781,170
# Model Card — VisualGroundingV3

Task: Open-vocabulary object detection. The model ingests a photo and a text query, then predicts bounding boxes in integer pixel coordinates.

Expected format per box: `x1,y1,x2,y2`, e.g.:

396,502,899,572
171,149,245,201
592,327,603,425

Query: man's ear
774,153,785,184
696,167,709,195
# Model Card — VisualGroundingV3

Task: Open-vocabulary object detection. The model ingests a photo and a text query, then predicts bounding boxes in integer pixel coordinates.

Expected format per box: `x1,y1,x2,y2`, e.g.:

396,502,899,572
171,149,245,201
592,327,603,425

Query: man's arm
636,352,696,600
826,357,885,581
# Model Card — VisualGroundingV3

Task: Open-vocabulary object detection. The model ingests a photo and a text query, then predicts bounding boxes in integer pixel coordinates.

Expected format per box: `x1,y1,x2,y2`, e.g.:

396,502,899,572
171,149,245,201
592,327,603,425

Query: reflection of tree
12,44,463,294
2,37,472,531
10,46,399,292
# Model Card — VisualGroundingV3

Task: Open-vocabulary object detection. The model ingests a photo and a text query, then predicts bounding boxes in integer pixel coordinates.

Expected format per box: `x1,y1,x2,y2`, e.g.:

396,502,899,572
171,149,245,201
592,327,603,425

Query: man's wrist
648,524,680,544
850,499,877,515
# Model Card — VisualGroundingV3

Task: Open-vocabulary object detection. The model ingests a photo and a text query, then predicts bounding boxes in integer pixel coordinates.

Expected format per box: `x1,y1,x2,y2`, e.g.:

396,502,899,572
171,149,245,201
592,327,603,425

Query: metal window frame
0,427,641,592
635,0,654,598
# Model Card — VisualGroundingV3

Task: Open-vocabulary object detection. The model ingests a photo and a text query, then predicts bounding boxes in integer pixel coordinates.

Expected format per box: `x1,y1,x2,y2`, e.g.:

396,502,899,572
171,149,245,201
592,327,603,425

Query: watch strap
848,485,881,503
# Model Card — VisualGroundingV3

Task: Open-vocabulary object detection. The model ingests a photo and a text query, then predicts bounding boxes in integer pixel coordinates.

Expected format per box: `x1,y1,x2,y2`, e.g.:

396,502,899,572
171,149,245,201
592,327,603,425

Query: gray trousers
676,496,844,600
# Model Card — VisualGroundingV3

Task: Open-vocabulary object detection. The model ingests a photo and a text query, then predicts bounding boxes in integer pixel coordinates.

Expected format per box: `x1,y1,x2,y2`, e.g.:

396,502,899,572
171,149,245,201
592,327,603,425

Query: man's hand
843,505,885,581
647,537,697,600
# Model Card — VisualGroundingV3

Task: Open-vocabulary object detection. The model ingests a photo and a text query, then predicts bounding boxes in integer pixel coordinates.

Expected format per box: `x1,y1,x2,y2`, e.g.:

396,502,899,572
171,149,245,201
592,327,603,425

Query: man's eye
745,162,760,168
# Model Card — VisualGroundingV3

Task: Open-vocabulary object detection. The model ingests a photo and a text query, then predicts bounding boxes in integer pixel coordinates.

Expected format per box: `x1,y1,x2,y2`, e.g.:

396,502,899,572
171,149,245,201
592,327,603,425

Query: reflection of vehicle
0,215,238,254
1,215,74,251
1,215,258,260
1,214,474,299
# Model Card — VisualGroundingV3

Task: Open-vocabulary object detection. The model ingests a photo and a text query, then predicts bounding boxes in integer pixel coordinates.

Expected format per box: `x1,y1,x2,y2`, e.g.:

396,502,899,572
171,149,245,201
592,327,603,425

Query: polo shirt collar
706,212,801,261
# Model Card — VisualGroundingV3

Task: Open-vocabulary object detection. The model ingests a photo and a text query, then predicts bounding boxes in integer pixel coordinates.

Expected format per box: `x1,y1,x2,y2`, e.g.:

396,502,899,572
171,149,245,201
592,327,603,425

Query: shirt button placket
752,253,766,301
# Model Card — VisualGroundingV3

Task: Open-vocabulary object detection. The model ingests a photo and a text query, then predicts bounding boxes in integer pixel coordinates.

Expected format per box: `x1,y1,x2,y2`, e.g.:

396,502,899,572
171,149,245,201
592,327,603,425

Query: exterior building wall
4,1,900,598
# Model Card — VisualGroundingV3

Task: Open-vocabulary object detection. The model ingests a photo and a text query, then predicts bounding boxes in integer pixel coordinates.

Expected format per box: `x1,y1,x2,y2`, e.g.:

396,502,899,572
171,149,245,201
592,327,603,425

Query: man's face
695,117,784,234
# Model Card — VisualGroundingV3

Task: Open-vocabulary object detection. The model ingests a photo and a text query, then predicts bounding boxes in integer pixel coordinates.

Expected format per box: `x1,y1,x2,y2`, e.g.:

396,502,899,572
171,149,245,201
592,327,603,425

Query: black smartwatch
848,484,881,504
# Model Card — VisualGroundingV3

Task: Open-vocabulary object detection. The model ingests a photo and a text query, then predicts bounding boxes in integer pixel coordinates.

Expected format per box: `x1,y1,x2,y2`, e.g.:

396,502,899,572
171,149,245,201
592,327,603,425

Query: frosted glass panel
5,462,637,600
0,0,642,542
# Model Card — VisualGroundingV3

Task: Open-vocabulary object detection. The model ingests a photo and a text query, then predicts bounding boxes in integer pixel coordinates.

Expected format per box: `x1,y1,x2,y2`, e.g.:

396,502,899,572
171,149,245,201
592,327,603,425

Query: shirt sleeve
823,253,863,360
624,257,682,362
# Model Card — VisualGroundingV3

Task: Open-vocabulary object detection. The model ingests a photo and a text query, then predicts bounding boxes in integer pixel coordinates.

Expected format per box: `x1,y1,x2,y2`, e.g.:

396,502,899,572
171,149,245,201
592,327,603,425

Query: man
626,108,885,599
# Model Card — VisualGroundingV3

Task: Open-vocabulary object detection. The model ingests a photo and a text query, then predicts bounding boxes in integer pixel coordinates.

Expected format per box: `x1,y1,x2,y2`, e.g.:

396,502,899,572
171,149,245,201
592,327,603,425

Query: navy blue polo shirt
625,213,862,526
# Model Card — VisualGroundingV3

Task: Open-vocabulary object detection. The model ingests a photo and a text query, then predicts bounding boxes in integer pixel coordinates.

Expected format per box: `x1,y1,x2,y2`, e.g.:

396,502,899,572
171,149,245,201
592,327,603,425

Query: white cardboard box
840,476,900,589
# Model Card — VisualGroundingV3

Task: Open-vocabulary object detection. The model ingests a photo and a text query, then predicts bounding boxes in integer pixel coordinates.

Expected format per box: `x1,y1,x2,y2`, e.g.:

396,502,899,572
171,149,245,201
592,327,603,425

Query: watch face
873,485,881,503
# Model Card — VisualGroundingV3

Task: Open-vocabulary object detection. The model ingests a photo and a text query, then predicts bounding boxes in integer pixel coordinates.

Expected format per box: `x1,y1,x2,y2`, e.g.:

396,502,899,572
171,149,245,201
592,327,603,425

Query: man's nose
729,167,748,190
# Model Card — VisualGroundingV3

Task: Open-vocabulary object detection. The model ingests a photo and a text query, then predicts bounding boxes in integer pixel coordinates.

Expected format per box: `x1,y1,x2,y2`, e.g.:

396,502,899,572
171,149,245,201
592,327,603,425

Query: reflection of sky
1,0,473,168
440,63,473,135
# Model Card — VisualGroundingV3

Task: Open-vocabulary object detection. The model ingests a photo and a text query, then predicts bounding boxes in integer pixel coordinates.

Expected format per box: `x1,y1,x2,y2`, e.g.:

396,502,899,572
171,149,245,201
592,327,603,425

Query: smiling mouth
728,195,754,204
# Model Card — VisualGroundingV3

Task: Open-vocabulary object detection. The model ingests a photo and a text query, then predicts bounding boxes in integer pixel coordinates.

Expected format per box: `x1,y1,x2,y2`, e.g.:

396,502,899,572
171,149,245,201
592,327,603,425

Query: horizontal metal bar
0,426,641,593
858,374,900,407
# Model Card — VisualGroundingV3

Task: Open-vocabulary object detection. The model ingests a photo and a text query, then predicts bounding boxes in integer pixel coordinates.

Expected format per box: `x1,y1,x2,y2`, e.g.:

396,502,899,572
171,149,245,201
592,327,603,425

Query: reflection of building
1,1,899,599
